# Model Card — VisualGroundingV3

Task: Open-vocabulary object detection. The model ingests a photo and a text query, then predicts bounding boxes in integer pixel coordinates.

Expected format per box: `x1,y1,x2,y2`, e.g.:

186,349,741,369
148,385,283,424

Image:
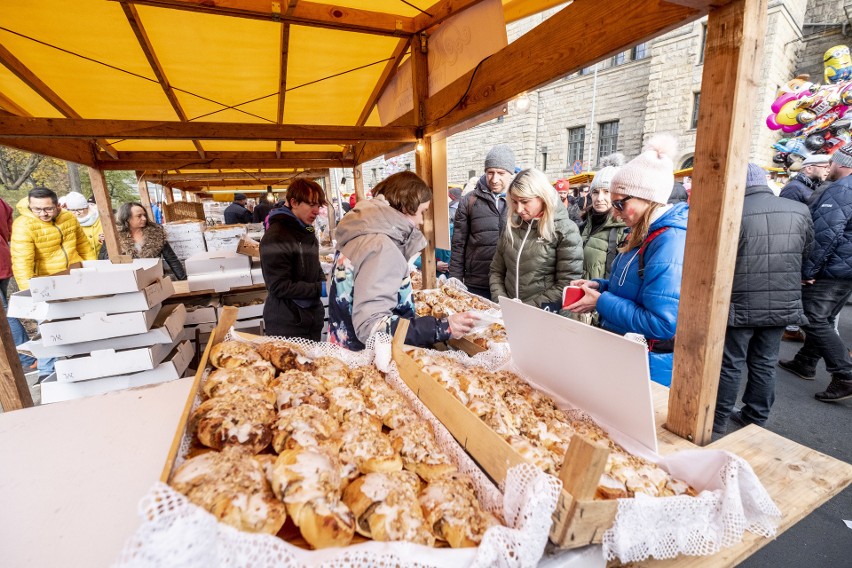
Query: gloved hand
321,280,328,297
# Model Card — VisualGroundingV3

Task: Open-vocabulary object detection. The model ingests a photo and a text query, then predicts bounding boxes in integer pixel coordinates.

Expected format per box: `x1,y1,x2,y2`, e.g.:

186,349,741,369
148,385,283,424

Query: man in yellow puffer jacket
11,187,97,290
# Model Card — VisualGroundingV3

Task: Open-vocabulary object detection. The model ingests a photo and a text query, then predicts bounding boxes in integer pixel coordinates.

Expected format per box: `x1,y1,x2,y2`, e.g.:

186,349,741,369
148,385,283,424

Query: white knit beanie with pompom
609,134,677,204
589,152,625,191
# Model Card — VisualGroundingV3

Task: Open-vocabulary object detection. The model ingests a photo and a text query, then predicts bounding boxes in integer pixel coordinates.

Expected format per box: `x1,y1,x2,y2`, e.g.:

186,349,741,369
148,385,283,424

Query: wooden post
163,184,174,204
667,0,767,445
411,33,437,291
136,175,154,220
0,309,33,411
353,165,366,203
87,167,122,260
322,173,336,240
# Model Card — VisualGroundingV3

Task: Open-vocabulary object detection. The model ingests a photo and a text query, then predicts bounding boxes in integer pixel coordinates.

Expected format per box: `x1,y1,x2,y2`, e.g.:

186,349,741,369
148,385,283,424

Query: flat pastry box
54,341,177,383
187,270,253,293
28,258,164,302
185,250,251,276
8,276,174,320
40,340,194,404
39,304,162,346
180,321,216,343
221,290,267,320
19,303,186,359
204,225,246,253
169,298,219,325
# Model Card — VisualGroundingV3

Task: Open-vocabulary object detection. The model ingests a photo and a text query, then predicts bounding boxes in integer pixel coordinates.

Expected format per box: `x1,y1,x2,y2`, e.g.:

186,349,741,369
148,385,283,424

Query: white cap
64,192,88,210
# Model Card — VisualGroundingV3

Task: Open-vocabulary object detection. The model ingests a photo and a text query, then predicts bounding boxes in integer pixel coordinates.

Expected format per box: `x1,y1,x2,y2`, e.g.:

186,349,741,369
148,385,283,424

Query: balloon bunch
767,45,852,167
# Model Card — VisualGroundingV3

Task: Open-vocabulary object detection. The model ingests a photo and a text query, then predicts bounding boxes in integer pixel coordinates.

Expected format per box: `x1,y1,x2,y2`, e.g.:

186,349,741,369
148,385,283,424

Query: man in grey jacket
714,164,813,435
449,145,515,300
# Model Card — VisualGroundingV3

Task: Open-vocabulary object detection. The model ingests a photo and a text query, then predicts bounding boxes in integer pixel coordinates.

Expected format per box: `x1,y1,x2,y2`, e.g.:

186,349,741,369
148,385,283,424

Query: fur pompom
599,153,625,168
643,134,678,161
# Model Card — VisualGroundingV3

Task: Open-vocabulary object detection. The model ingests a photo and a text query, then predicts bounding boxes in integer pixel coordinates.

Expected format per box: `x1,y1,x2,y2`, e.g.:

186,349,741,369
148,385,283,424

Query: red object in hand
562,286,585,308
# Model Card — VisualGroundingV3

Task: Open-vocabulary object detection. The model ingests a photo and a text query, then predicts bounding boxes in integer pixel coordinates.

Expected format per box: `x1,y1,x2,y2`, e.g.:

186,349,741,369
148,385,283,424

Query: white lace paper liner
118,332,561,567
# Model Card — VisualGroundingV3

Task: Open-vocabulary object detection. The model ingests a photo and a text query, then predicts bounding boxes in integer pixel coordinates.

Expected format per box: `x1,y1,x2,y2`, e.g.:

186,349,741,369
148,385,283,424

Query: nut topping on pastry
209,340,263,369
256,340,314,372
191,392,276,454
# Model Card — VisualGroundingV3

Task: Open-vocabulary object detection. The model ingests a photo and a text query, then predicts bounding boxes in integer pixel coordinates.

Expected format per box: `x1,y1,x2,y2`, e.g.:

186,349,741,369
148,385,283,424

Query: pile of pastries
409,349,695,500
413,284,507,348
170,340,501,549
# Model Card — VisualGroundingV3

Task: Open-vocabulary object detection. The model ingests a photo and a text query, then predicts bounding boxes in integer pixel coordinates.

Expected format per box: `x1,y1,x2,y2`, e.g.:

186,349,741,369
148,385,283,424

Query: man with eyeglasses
780,154,830,204
10,187,96,291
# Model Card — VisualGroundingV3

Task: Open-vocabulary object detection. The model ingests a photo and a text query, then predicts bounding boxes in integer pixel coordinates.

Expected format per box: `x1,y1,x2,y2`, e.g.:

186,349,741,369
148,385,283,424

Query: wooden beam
0,42,120,158
0,116,418,142
667,0,767,445
0,311,33,412
137,177,154,219
275,23,291,160
88,168,122,260
413,0,489,32
0,138,97,168
120,0,416,35
121,2,206,159
412,34,437,291
419,0,700,135
100,150,341,161
353,165,366,203
163,184,174,204
170,177,321,189
97,158,353,170
150,170,327,182
356,38,409,126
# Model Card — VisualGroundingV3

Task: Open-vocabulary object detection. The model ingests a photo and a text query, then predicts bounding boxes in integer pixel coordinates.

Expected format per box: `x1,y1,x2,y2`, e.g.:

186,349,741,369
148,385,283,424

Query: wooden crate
392,320,618,548
447,336,486,356
164,201,205,223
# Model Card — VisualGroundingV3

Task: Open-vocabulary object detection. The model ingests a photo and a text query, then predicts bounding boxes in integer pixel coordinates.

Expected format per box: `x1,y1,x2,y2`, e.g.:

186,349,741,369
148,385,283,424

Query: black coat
803,174,852,280
779,173,818,204
259,209,325,340
728,185,813,327
449,176,507,289
224,202,252,224
252,201,273,224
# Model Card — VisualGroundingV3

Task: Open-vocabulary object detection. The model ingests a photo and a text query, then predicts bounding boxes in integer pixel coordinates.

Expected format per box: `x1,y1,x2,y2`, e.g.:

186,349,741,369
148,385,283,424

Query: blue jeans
793,279,852,379
0,279,37,369
715,325,785,432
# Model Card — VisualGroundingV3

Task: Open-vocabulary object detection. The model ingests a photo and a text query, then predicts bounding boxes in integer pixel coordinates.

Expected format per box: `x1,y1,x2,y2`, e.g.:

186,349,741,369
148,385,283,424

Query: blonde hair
619,200,663,252
506,168,560,243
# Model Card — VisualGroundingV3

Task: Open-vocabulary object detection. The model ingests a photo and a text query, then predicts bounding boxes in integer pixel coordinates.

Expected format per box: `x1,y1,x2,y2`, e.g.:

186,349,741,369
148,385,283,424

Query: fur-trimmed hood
118,222,167,258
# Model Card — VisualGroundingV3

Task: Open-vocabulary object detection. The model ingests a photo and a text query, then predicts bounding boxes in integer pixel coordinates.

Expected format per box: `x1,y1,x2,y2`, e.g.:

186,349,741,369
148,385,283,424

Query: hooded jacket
0,198,12,280
328,196,450,351
489,204,583,307
77,211,105,259
224,201,252,224
802,173,852,280
581,210,627,280
593,202,689,387
449,175,508,289
260,206,325,339
779,172,819,204
10,197,96,290
728,185,813,327
117,223,186,280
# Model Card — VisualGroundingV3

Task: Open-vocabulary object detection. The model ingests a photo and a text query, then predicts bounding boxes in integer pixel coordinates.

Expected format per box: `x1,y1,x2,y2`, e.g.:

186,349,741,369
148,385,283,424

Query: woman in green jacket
581,154,627,280
489,168,583,307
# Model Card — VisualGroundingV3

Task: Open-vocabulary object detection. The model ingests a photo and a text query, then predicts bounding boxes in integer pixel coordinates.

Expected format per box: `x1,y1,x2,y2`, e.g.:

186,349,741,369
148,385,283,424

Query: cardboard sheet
499,298,658,454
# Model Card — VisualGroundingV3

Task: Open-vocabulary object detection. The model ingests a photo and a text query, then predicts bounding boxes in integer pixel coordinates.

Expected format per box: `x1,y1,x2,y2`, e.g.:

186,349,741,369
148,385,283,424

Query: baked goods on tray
409,349,696,500
170,340,502,549
413,284,507,348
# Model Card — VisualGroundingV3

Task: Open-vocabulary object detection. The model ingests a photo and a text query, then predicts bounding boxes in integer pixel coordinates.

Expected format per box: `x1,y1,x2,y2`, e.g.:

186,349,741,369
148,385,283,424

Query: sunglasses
611,196,634,212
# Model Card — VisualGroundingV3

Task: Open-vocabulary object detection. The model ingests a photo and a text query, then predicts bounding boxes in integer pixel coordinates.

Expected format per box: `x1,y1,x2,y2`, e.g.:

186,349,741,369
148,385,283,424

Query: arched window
680,155,694,169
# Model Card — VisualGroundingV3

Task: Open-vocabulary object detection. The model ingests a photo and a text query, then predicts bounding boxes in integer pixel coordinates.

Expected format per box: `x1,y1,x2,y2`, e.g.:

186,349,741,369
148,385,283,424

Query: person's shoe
814,377,852,402
729,410,750,428
782,329,806,342
778,359,816,380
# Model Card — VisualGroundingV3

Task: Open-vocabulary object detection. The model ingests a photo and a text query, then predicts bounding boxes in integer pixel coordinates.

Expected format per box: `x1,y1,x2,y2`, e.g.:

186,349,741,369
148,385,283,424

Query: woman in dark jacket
581,154,626,280
116,203,186,280
260,179,326,340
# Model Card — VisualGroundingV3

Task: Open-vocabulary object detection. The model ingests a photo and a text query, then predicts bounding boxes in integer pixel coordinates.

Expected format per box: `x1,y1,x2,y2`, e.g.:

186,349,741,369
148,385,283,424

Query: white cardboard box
185,250,251,275
187,269,252,293
40,341,194,404
221,290,267,320
169,298,219,325
28,259,164,302
163,220,205,239
8,277,174,320
234,317,263,332
54,341,176,383
251,267,264,285
204,225,247,253
180,321,216,342
39,304,162,346
20,304,186,359
168,238,207,261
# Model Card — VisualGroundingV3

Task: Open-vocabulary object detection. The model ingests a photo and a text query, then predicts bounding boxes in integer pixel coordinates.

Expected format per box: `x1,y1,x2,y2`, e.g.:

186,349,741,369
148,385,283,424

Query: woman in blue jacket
566,135,688,386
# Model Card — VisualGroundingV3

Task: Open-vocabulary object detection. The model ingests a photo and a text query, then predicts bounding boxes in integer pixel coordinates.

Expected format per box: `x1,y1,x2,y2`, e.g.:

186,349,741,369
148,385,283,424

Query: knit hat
64,191,88,210
830,143,852,168
801,153,830,167
484,144,516,173
746,163,767,187
609,135,677,205
590,153,625,191
448,187,462,201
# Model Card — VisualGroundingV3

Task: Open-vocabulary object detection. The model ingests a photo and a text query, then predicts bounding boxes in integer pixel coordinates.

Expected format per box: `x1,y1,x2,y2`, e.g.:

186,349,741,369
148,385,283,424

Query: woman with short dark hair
116,202,186,280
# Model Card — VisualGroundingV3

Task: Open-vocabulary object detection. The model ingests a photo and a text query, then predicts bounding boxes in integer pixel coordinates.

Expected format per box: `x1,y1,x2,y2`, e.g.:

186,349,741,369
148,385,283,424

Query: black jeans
793,279,852,379
715,326,785,432
465,284,492,302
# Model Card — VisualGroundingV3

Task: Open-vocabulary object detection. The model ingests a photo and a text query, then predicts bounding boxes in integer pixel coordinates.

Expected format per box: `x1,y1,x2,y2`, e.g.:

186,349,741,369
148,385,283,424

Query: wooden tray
392,319,617,548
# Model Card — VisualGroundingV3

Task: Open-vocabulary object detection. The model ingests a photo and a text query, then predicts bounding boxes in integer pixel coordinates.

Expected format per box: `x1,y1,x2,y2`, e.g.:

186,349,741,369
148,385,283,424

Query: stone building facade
347,0,850,190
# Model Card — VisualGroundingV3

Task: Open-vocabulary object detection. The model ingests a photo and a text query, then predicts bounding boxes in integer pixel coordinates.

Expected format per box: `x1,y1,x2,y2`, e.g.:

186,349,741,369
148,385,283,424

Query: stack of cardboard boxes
163,220,207,260
9,259,190,403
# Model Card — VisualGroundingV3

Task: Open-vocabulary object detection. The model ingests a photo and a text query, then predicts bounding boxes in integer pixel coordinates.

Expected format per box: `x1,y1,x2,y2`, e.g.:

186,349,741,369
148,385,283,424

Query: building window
681,155,694,169
632,42,647,60
541,150,548,172
698,23,707,64
580,65,594,75
598,121,619,161
612,51,627,66
567,127,585,166
691,92,701,129
468,169,476,179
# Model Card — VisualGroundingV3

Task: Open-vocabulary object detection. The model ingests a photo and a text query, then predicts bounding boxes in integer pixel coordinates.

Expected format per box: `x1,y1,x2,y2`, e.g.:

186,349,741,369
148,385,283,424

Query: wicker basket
163,201,205,223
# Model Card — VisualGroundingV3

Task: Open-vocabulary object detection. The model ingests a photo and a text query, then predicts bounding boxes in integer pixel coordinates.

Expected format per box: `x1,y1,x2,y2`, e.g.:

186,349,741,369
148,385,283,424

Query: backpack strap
637,227,670,279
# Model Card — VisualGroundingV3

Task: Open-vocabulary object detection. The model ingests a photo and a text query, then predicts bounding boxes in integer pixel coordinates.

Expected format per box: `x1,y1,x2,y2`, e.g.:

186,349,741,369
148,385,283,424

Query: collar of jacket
795,172,819,190
268,205,310,230
745,184,775,197
118,223,166,258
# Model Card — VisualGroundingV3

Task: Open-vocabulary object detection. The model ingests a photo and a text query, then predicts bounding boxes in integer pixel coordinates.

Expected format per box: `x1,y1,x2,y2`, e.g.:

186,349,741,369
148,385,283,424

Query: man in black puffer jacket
449,145,515,300
779,153,829,204
260,179,326,340
714,164,813,435
779,145,852,403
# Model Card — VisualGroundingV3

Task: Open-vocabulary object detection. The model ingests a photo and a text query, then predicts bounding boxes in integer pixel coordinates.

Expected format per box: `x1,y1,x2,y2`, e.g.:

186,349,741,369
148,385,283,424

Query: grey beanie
831,143,852,168
484,144,516,173
746,163,766,187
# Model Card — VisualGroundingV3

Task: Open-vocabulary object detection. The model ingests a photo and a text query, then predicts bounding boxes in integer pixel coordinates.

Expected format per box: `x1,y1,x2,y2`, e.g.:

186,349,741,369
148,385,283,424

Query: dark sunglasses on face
611,195,634,212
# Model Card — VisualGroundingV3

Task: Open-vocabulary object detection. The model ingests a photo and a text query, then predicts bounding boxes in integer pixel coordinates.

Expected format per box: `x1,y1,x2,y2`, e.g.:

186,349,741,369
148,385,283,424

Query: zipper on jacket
55,221,69,268
515,221,534,299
